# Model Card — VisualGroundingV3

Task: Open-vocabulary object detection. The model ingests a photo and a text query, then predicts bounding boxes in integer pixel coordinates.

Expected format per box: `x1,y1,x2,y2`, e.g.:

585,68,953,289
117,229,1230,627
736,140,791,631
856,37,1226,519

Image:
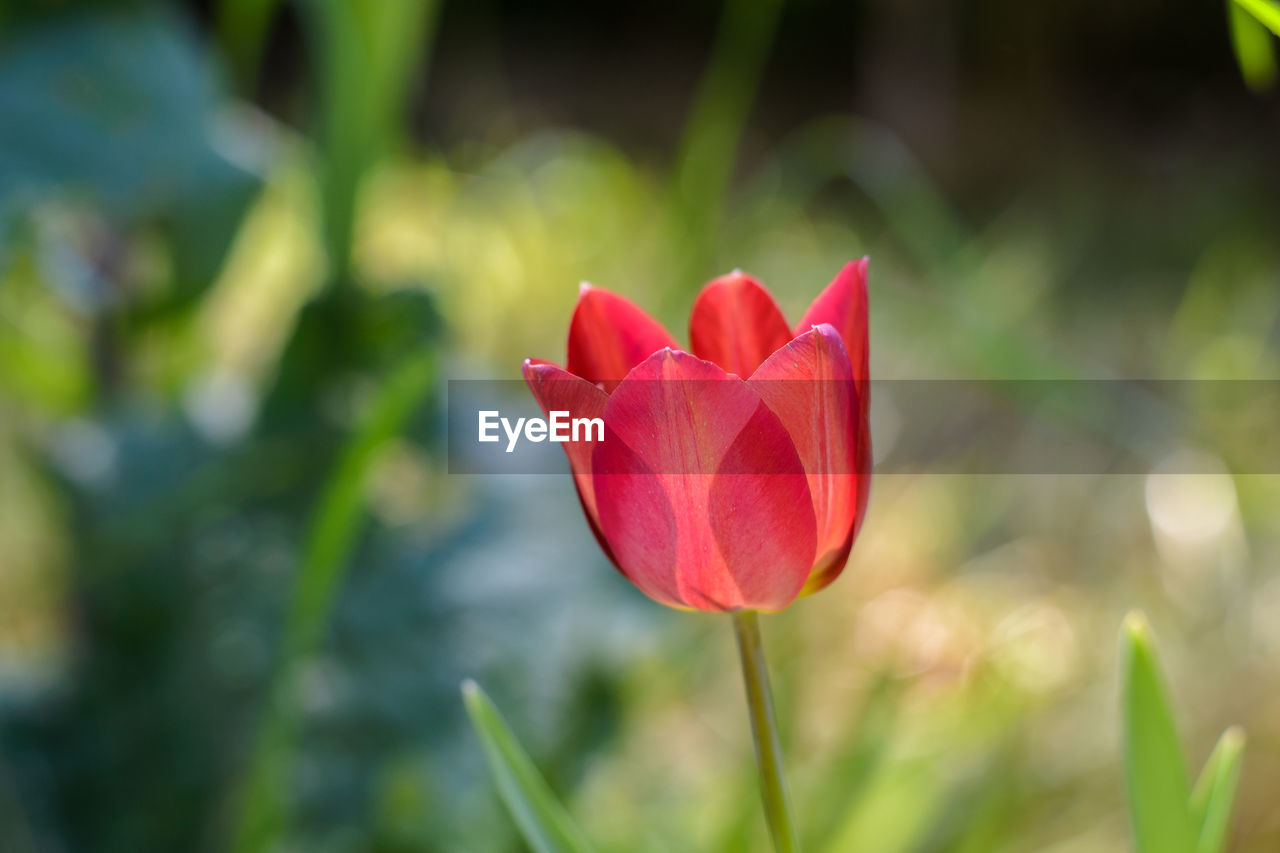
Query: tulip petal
795,258,869,390
750,324,869,593
689,271,795,378
522,359,616,564
567,285,679,391
591,349,816,611
794,259,872,586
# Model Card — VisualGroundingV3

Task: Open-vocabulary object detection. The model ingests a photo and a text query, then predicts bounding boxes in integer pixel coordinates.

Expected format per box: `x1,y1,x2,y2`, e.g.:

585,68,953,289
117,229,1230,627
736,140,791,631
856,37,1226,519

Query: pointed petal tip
578,281,593,295
845,256,870,285
522,358,569,382
807,321,840,337
566,286,679,388
655,346,679,362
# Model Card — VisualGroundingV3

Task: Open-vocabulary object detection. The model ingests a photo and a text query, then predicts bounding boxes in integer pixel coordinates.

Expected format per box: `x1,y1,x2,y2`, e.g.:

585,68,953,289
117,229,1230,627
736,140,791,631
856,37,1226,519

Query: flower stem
732,609,801,852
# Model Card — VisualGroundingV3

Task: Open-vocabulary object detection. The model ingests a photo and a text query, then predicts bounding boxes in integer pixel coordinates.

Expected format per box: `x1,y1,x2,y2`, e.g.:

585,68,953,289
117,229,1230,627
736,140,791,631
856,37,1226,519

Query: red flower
524,259,871,612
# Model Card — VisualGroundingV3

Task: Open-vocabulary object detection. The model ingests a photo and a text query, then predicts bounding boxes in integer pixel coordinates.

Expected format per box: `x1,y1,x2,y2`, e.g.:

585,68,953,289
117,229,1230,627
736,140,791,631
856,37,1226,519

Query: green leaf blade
1234,0,1280,36
1121,612,1197,853
1190,727,1246,853
1229,0,1279,92
461,680,595,853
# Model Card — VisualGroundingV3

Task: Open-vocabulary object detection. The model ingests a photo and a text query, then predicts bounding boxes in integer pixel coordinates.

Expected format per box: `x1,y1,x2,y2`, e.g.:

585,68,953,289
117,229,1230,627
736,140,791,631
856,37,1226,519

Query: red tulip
523,259,871,612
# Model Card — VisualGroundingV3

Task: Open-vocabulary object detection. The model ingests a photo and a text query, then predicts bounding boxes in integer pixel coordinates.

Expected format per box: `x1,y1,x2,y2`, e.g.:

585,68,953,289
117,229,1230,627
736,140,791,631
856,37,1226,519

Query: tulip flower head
524,260,871,612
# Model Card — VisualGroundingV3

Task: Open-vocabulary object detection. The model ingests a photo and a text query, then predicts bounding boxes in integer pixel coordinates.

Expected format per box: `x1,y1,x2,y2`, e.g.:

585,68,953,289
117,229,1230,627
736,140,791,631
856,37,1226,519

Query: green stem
732,610,800,853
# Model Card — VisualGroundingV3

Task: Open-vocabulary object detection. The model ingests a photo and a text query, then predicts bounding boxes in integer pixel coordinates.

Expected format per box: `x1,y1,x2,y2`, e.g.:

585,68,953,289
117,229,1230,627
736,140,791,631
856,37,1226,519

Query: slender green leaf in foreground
1120,612,1196,853
1190,726,1246,853
461,680,594,853
1234,0,1280,36
1229,0,1279,91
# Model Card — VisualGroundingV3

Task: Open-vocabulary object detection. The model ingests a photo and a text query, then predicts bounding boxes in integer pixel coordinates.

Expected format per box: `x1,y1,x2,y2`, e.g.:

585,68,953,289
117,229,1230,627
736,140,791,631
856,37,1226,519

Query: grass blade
307,0,441,283
1120,612,1197,853
217,0,283,88
1190,727,1246,853
232,348,437,852
461,680,594,853
1229,0,1279,91
1234,0,1280,35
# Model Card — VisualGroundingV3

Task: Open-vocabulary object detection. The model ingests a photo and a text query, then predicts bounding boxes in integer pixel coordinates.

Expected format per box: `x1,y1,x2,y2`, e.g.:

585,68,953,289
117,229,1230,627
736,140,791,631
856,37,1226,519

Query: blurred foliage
0,1,1279,852
0,7,260,299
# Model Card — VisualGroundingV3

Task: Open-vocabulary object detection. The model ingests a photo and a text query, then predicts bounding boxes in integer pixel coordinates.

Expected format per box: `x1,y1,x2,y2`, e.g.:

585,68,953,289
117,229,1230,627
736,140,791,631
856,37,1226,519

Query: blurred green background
1,0,1279,851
